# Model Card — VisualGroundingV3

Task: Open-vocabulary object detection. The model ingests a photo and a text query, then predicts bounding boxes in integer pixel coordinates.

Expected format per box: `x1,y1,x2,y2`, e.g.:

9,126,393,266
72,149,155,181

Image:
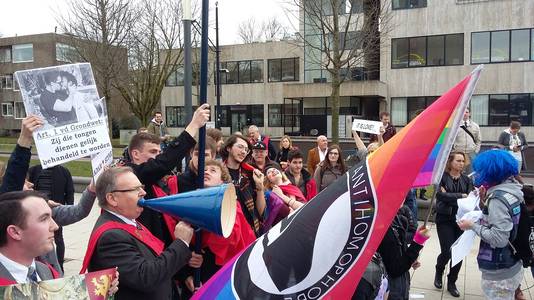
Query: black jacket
435,172,473,222
129,131,197,245
0,144,31,194
88,211,191,300
28,165,74,205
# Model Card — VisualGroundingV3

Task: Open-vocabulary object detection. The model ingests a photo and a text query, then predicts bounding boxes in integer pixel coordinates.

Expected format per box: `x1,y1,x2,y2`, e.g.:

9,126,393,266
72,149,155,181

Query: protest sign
351,119,383,134
15,63,111,169
0,268,116,300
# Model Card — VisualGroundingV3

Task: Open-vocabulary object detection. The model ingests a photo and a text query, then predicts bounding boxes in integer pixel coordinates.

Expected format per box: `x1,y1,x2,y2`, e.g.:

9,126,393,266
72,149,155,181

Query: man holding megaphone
81,167,194,300
126,104,210,246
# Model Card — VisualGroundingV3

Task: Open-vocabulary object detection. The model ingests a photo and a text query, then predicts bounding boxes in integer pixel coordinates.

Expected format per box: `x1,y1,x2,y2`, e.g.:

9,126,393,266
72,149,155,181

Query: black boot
419,188,428,200
434,271,443,289
447,282,460,297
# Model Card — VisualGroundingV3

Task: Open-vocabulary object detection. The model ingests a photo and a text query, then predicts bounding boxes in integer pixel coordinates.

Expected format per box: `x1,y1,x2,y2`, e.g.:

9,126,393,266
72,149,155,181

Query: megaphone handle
193,228,202,289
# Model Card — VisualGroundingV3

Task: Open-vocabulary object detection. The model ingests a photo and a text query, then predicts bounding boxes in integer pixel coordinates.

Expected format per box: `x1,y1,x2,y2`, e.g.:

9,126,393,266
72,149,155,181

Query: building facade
385,0,534,142
161,0,533,142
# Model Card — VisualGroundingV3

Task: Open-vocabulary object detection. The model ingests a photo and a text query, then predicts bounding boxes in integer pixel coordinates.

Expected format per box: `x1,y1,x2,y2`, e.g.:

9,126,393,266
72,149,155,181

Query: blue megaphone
138,184,237,237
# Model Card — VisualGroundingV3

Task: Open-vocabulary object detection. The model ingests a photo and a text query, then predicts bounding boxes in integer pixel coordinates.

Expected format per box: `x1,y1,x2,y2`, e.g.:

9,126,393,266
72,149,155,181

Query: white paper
451,230,477,267
352,119,383,134
91,146,114,182
15,63,112,169
450,210,483,267
456,189,480,221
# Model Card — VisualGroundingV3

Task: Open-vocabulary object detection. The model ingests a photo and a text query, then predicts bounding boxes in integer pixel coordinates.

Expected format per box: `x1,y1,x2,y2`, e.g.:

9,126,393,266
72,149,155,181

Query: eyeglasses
233,144,250,153
329,152,339,156
111,185,145,194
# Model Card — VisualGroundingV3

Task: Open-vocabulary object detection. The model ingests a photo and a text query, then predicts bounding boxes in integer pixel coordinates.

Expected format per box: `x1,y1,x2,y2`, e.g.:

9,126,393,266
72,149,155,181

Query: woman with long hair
276,135,294,171
434,151,473,298
313,144,347,193
261,164,305,230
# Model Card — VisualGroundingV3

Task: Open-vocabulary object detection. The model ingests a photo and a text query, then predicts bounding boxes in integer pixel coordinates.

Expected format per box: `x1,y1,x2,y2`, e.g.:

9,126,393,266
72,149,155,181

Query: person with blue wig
458,149,523,300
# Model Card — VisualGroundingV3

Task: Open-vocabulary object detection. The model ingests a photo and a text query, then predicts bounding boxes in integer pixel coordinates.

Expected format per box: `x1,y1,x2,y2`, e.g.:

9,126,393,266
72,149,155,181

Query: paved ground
62,177,534,299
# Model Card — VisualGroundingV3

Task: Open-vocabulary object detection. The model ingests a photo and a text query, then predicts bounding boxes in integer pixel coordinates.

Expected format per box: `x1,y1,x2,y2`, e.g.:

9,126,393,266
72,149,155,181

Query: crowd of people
0,106,531,300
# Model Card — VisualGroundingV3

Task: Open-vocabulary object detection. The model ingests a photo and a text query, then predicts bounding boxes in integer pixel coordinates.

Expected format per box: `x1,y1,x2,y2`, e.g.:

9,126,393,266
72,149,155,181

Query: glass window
269,104,283,127
409,37,426,67
391,97,407,126
511,29,530,61
349,0,363,14
1,103,13,116
268,59,282,82
226,62,238,84
281,58,297,81
392,0,426,9
12,44,33,63
14,102,26,119
470,95,488,126
0,47,11,63
531,30,534,61
55,43,78,62
249,105,264,127
165,106,197,127
490,31,510,62
1,75,13,89
445,34,464,65
251,60,263,83
407,97,426,121
391,38,409,68
427,35,445,66
488,94,509,125
471,32,490,64
510,94,532,125
166,70,177,86
238,61,251,83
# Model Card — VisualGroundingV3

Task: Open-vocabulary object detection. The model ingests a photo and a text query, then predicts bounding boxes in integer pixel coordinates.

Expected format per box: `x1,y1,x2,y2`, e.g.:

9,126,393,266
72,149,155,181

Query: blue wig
472,149,519,186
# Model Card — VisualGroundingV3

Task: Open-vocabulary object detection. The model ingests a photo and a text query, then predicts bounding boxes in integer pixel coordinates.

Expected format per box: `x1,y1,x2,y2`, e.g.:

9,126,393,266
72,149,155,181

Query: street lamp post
183,0,193,123
215,2,221,129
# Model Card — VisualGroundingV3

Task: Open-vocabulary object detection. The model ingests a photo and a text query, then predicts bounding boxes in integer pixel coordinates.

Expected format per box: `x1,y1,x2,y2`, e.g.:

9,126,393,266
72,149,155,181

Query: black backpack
489,190,534,267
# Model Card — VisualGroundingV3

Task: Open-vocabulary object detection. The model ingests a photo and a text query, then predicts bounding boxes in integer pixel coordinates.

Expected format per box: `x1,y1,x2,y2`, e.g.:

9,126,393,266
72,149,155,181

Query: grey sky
0,0,297,45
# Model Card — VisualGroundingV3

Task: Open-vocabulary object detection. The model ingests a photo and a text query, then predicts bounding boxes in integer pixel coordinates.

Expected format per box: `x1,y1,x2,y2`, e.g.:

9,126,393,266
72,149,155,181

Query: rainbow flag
412,65,482,187
193,67,483,299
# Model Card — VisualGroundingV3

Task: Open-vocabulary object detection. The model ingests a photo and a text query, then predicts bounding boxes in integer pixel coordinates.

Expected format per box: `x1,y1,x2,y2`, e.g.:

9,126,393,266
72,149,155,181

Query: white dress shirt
318,147,328,162
0,252,41,283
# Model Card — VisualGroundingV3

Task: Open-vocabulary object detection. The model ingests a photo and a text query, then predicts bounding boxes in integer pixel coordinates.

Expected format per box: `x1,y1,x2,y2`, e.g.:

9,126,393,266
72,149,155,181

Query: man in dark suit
83,167,194,300
0,191,60,284
306,135,328,175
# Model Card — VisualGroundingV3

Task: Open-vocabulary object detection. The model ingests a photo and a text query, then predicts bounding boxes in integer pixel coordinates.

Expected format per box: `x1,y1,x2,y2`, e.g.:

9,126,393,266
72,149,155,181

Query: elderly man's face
317,136,328,150
249,127,260,140
108,172,146,220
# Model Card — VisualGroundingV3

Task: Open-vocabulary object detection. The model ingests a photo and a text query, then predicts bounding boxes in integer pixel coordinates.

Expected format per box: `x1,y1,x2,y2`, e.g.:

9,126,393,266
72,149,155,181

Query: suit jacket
307,147,321,175
87,211,192,300
0,260,55,283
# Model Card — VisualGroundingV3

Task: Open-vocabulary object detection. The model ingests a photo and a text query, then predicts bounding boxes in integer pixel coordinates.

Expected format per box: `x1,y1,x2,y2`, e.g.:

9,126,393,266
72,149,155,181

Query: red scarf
151,175,179,239
279,184,307,203
80,221,164,274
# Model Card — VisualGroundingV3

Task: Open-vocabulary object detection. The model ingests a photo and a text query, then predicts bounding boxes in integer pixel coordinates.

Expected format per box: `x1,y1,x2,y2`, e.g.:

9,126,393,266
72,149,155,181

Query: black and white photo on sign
15,63,105,128
14,63,111,169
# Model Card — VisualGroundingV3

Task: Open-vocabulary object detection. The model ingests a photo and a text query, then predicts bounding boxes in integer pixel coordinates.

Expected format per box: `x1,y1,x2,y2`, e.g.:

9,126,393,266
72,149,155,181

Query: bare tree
57,0,135,126
237,17,290,44
262,17,289,41
287,0,390,143
237,18,263,44
58,0,189,126
114,0,185,126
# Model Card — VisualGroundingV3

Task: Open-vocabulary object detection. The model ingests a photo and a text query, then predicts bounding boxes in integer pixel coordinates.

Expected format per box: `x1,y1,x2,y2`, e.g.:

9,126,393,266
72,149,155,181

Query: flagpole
194,0,210,290
424,183,439,227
